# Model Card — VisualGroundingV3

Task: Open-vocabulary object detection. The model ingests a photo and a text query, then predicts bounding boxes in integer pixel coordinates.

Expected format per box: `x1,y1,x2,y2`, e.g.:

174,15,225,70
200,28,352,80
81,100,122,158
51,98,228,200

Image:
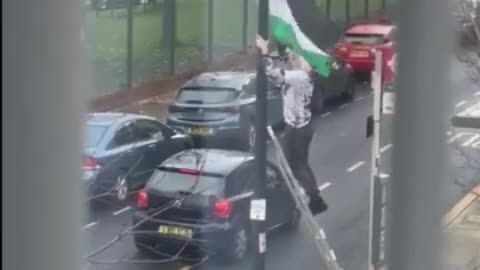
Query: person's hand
256,35,269,55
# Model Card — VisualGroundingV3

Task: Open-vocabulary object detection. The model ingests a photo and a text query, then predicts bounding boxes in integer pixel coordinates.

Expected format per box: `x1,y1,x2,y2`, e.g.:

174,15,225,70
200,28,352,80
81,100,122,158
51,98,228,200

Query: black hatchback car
166,72,284,151
132,149,300,262
83,113,193,201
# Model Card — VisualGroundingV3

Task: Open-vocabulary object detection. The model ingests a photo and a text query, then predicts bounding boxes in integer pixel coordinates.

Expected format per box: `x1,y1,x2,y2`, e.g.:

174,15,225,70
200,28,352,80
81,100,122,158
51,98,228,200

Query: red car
332,23,396,80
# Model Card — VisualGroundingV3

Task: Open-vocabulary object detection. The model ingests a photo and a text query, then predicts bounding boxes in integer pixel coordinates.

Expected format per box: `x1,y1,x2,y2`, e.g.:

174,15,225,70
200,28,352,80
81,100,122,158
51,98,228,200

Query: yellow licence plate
158,225,193,239
350,50,369,58
188,127,212,136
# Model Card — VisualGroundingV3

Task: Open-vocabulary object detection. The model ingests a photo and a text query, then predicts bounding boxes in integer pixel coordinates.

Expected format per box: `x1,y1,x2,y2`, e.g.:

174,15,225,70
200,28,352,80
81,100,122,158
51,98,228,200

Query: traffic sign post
368,50,394,270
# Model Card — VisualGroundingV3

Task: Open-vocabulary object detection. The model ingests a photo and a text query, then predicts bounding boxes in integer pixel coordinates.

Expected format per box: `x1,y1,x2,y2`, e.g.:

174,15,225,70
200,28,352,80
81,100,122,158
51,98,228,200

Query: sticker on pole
382,92,395,114
259,232,266,254
250,199,266,221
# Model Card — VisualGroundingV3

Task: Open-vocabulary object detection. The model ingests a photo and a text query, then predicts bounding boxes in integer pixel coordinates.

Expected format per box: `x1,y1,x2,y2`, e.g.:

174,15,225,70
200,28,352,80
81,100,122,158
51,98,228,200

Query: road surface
81,58,479,270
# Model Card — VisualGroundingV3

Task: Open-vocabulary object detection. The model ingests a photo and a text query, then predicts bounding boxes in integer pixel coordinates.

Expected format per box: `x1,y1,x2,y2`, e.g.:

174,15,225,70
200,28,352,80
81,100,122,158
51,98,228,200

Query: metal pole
388,0,451,270
381,0,386,10
368,50,383,270
126,0,134,89
4,1,85,270
253,0,268,269
242,0,249,53
207,0,214,63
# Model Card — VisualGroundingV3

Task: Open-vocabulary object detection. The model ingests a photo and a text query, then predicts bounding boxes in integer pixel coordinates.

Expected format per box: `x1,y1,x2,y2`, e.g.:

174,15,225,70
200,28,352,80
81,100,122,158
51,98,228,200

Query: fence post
207,0,214,63
168,0,176,75
126,0,133,89
326,0,332,19
382,0,386,10
242,0,249,53
346,0,351,26
365,0,369,18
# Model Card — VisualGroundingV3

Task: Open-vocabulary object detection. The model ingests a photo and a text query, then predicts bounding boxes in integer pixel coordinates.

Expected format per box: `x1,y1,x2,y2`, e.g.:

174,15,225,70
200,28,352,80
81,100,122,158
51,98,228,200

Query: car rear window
344,33,387,45
147,167,224,196
177,88,239,104
85,124,108,148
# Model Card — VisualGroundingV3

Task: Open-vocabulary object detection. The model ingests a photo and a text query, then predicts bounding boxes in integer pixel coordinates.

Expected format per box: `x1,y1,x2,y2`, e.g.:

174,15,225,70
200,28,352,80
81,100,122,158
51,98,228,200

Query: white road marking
318,182,332,191
347,161,366,172
380,144,393,153
339,103,350,109
113,206,131,216
462,134,480,147
475,91,480,96
321,112,332,118
82,221,97,230
455,100,467,108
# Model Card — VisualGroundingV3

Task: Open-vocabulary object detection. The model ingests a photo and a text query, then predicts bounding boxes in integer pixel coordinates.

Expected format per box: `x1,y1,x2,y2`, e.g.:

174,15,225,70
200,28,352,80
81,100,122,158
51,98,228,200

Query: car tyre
284,208,302,231
221,225,250,263
311,86,325,114
115,174,129,201
341,76,356,101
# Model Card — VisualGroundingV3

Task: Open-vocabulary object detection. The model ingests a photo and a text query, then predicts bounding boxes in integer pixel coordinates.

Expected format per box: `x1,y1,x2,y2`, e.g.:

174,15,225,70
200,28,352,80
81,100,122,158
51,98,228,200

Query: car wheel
223,226,249,262
115,174,129,201
240,121,256,152
248,123,256,152
342,77,356,101
311,86,325,114
284,208,301,231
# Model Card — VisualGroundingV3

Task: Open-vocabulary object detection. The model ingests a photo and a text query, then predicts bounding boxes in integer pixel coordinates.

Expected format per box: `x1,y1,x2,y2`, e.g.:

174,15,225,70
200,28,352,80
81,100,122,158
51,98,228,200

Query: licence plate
349,50,369,58
188,127,212,136
158,225,193,239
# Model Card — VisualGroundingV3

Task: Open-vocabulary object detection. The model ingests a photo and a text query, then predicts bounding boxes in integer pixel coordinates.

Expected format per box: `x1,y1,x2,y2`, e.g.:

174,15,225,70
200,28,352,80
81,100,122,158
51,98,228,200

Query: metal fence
85,0,394,97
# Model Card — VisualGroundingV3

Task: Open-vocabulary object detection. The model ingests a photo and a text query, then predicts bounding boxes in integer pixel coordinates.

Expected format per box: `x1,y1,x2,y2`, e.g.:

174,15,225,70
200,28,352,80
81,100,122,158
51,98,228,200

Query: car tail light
213,199,232,219
83,156,100,170
137,190,149,209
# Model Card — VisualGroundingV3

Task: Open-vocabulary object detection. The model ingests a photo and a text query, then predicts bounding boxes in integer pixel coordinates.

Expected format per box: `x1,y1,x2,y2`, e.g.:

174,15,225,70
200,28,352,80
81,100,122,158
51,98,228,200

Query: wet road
82,58,479,270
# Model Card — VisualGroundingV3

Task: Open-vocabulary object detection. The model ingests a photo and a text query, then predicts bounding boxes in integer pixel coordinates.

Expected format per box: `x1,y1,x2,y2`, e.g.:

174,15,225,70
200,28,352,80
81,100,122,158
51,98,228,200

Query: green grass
85,0,258,96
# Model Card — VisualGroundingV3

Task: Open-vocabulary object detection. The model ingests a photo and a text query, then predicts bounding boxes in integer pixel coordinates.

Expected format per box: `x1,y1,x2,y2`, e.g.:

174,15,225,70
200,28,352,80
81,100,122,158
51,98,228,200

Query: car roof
346,24,395,36
86,112,155,126
160,149,255,176
182,72,255,91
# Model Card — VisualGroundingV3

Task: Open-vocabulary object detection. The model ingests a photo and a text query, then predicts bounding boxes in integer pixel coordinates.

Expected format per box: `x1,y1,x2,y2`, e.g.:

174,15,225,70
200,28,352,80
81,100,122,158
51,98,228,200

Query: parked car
132,149,300,262
83,112,193,201
332,23,396,81
310,56,356,113
166,72,284,151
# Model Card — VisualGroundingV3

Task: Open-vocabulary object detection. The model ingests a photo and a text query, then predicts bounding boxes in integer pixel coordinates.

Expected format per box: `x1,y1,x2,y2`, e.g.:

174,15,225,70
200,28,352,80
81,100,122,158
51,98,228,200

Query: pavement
445,185,480,270
82,57,480,270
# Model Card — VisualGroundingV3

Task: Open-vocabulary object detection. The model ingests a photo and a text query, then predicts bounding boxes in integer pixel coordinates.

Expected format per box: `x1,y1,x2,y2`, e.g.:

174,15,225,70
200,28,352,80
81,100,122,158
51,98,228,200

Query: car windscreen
147,167,224,196
85,124,108,148
176,87,239,104
344,33,387,45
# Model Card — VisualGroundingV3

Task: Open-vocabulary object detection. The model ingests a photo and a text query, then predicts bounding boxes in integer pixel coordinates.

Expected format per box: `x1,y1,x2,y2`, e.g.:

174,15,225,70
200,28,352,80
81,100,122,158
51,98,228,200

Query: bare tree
455,0,480,83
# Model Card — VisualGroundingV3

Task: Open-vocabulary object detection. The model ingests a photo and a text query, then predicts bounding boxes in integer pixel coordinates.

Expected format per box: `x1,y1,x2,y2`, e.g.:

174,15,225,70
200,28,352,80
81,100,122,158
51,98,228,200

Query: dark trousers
282,122,319,196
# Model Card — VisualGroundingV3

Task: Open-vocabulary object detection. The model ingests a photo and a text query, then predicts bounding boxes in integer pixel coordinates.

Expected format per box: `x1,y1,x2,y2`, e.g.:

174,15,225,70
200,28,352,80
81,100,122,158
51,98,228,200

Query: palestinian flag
269,0,332,77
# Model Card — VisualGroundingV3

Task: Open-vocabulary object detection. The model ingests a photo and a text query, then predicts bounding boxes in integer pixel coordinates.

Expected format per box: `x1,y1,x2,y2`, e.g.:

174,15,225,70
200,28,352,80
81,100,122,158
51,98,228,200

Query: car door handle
147,144,156,149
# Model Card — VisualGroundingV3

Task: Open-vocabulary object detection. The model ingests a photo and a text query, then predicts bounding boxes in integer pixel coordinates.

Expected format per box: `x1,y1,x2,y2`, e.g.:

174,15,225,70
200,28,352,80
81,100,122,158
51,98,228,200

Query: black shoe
309,196,328,215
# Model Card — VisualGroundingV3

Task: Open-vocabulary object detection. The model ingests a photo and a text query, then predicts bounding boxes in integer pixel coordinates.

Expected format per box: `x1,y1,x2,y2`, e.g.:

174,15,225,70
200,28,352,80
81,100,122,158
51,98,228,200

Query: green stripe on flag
270,16,332,78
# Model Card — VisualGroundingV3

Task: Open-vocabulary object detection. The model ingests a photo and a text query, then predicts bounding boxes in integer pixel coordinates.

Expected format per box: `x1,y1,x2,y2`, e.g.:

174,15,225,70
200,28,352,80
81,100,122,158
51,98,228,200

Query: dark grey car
83,112,193,201
166,72,284,150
